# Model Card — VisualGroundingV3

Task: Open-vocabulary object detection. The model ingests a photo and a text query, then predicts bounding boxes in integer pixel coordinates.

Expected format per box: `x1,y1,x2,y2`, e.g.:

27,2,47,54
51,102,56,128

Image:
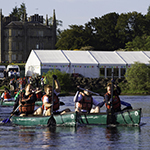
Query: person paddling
34,75,70,116
74,86,103,113
19,84,37,116
104,82,121,113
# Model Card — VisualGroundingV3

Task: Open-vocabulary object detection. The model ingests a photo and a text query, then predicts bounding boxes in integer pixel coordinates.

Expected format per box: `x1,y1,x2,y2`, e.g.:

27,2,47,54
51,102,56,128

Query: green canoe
0,100,42,106
10,108,142,127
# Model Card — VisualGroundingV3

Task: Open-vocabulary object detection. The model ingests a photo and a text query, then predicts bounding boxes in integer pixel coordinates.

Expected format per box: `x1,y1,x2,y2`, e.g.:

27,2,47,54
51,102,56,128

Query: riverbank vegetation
43,62,150,95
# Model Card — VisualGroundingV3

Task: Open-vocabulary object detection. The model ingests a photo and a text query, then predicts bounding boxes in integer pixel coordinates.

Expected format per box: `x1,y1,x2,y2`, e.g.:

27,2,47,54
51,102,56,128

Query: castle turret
52,9,56,49
46,14,48,26
0,9,2,62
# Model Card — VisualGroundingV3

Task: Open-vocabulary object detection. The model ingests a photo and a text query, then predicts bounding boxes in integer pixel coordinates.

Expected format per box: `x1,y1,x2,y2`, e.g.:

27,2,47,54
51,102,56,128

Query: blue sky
0,0,150,30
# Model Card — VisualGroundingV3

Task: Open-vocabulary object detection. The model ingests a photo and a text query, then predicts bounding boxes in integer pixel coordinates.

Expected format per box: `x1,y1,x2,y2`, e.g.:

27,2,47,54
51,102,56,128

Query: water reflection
105,126,120,141
105,126,141,150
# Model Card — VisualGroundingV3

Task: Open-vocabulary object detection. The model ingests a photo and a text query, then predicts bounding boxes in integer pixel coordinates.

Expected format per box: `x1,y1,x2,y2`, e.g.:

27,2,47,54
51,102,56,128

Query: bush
43,70,74,92
124,62,150,93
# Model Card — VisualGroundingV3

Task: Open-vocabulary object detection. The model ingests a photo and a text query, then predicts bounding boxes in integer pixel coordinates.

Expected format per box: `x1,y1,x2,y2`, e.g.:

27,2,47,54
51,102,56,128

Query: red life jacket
42,94,59,111
19,94,35,114
104,91,121,111
4,92,11,100
78,93,93,112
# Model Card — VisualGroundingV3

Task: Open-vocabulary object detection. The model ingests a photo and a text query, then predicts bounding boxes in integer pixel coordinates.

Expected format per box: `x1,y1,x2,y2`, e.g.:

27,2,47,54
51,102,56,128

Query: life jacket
36,92,43,101
78,93,93,112
3,92,11,101
104,91,121,112
19,94,35,114
42,94,59,111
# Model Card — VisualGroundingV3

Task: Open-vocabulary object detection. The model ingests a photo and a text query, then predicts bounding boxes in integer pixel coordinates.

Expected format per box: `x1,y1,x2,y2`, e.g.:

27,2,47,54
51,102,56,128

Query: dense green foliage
120,62,150,94
56,10,150,51
43,70,74,92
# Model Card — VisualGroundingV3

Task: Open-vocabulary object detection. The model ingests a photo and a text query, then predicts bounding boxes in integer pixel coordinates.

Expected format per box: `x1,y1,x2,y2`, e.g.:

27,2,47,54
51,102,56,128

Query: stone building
0,9,56,63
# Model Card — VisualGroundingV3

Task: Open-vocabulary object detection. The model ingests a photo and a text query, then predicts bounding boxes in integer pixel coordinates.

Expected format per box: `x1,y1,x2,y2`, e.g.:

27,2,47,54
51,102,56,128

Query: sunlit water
0,95,150,150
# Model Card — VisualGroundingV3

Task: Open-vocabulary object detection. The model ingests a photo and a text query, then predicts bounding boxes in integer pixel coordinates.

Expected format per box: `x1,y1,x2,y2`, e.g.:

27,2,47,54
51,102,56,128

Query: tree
85,12,120,50
10,3,27,21
125,62,150,93
116,12,146,48
125,35,150,51
56,25,91,50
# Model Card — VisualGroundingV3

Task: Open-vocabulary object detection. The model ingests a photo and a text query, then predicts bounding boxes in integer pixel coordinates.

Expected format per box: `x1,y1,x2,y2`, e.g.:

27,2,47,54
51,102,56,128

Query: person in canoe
104,82,121,113
1,87,12,102
74,86,104,113
34,75,70,116
18,83,37,116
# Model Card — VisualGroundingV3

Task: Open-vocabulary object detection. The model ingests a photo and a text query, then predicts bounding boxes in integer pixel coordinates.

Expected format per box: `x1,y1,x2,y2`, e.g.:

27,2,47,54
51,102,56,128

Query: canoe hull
78,108,141,126
11,112,77,127
0,100,42,106
10,108,141,127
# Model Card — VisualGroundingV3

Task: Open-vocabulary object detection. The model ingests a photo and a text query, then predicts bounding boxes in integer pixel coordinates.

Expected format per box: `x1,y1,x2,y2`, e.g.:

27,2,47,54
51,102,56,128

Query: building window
114,68,119,77
12,30,16,36
36,44,39,49
18,54,22,60
12,54,16,61
107,68,112,77
38,31,43,36
19,42,22,50
121,68,126,76
12,42,16,50
100,68,105,77
5,55,8,61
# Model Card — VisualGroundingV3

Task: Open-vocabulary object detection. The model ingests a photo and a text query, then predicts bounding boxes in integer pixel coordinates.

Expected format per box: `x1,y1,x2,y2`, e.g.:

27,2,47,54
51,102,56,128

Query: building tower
0,9,2,62
52,9,56,49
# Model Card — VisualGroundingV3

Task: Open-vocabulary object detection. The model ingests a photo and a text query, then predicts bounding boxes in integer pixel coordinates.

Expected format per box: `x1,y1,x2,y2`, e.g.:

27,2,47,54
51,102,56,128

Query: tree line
56,7,150,51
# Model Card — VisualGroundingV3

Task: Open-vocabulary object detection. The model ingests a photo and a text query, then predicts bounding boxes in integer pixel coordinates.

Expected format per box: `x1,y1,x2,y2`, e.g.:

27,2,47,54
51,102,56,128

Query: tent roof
116,51,150,65
63,50,98,65
33,50,70,64
90,51,126,66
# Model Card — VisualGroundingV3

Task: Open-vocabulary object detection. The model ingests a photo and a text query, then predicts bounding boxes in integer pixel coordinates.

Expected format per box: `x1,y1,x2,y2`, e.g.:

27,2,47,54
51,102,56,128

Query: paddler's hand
21,101,25,105
52,75,57,80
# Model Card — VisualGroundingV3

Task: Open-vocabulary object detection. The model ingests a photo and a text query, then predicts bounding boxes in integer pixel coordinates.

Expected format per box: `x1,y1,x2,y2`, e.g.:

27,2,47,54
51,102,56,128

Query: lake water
0,95,150,150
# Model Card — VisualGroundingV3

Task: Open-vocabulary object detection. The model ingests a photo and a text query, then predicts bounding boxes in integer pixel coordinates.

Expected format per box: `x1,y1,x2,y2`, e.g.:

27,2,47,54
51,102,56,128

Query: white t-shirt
43,90,59,115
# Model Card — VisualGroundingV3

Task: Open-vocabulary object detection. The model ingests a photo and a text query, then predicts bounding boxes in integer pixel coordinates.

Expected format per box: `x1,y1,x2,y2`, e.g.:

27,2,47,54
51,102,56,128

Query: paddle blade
2,118,11,123
47,115,56,127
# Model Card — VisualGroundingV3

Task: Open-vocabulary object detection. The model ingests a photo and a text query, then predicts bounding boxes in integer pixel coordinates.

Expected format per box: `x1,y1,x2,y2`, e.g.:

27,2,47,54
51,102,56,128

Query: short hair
44,84,52,92
107,82,112,87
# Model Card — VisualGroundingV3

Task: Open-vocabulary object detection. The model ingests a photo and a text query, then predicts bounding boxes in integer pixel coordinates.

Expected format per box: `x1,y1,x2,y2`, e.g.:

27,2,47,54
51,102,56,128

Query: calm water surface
0,95,150,150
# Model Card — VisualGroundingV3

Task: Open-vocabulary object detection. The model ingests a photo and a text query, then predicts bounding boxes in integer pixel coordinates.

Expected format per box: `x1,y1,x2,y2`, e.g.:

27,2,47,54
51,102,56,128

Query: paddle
107,72,116,125
47,76,56,127
77,86,102,96
2,104,22,123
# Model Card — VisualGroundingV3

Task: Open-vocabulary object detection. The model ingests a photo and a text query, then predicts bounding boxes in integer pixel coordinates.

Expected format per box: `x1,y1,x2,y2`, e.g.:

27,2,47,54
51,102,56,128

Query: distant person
1,88,12,101
3,69,7,79
104,82,121,113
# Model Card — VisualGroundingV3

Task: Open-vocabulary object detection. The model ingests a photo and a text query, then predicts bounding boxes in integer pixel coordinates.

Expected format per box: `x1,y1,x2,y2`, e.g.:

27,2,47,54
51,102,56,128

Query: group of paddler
1,73,133,125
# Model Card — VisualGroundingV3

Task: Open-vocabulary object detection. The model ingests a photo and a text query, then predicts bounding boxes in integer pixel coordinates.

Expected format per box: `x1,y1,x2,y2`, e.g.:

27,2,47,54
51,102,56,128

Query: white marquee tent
25,50,70,77
62,50,99,78
25,50,150,78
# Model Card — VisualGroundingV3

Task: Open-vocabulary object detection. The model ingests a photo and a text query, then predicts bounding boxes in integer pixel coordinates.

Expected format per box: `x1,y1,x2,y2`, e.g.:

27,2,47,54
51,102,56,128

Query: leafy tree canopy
125,62,150,93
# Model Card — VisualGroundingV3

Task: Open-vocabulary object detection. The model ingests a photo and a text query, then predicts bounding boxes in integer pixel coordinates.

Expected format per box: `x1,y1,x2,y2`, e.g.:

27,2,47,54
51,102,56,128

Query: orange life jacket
104,91,121,111
4,92,11,100
42,94,59,111
19,94,35,114
78,93,93,112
